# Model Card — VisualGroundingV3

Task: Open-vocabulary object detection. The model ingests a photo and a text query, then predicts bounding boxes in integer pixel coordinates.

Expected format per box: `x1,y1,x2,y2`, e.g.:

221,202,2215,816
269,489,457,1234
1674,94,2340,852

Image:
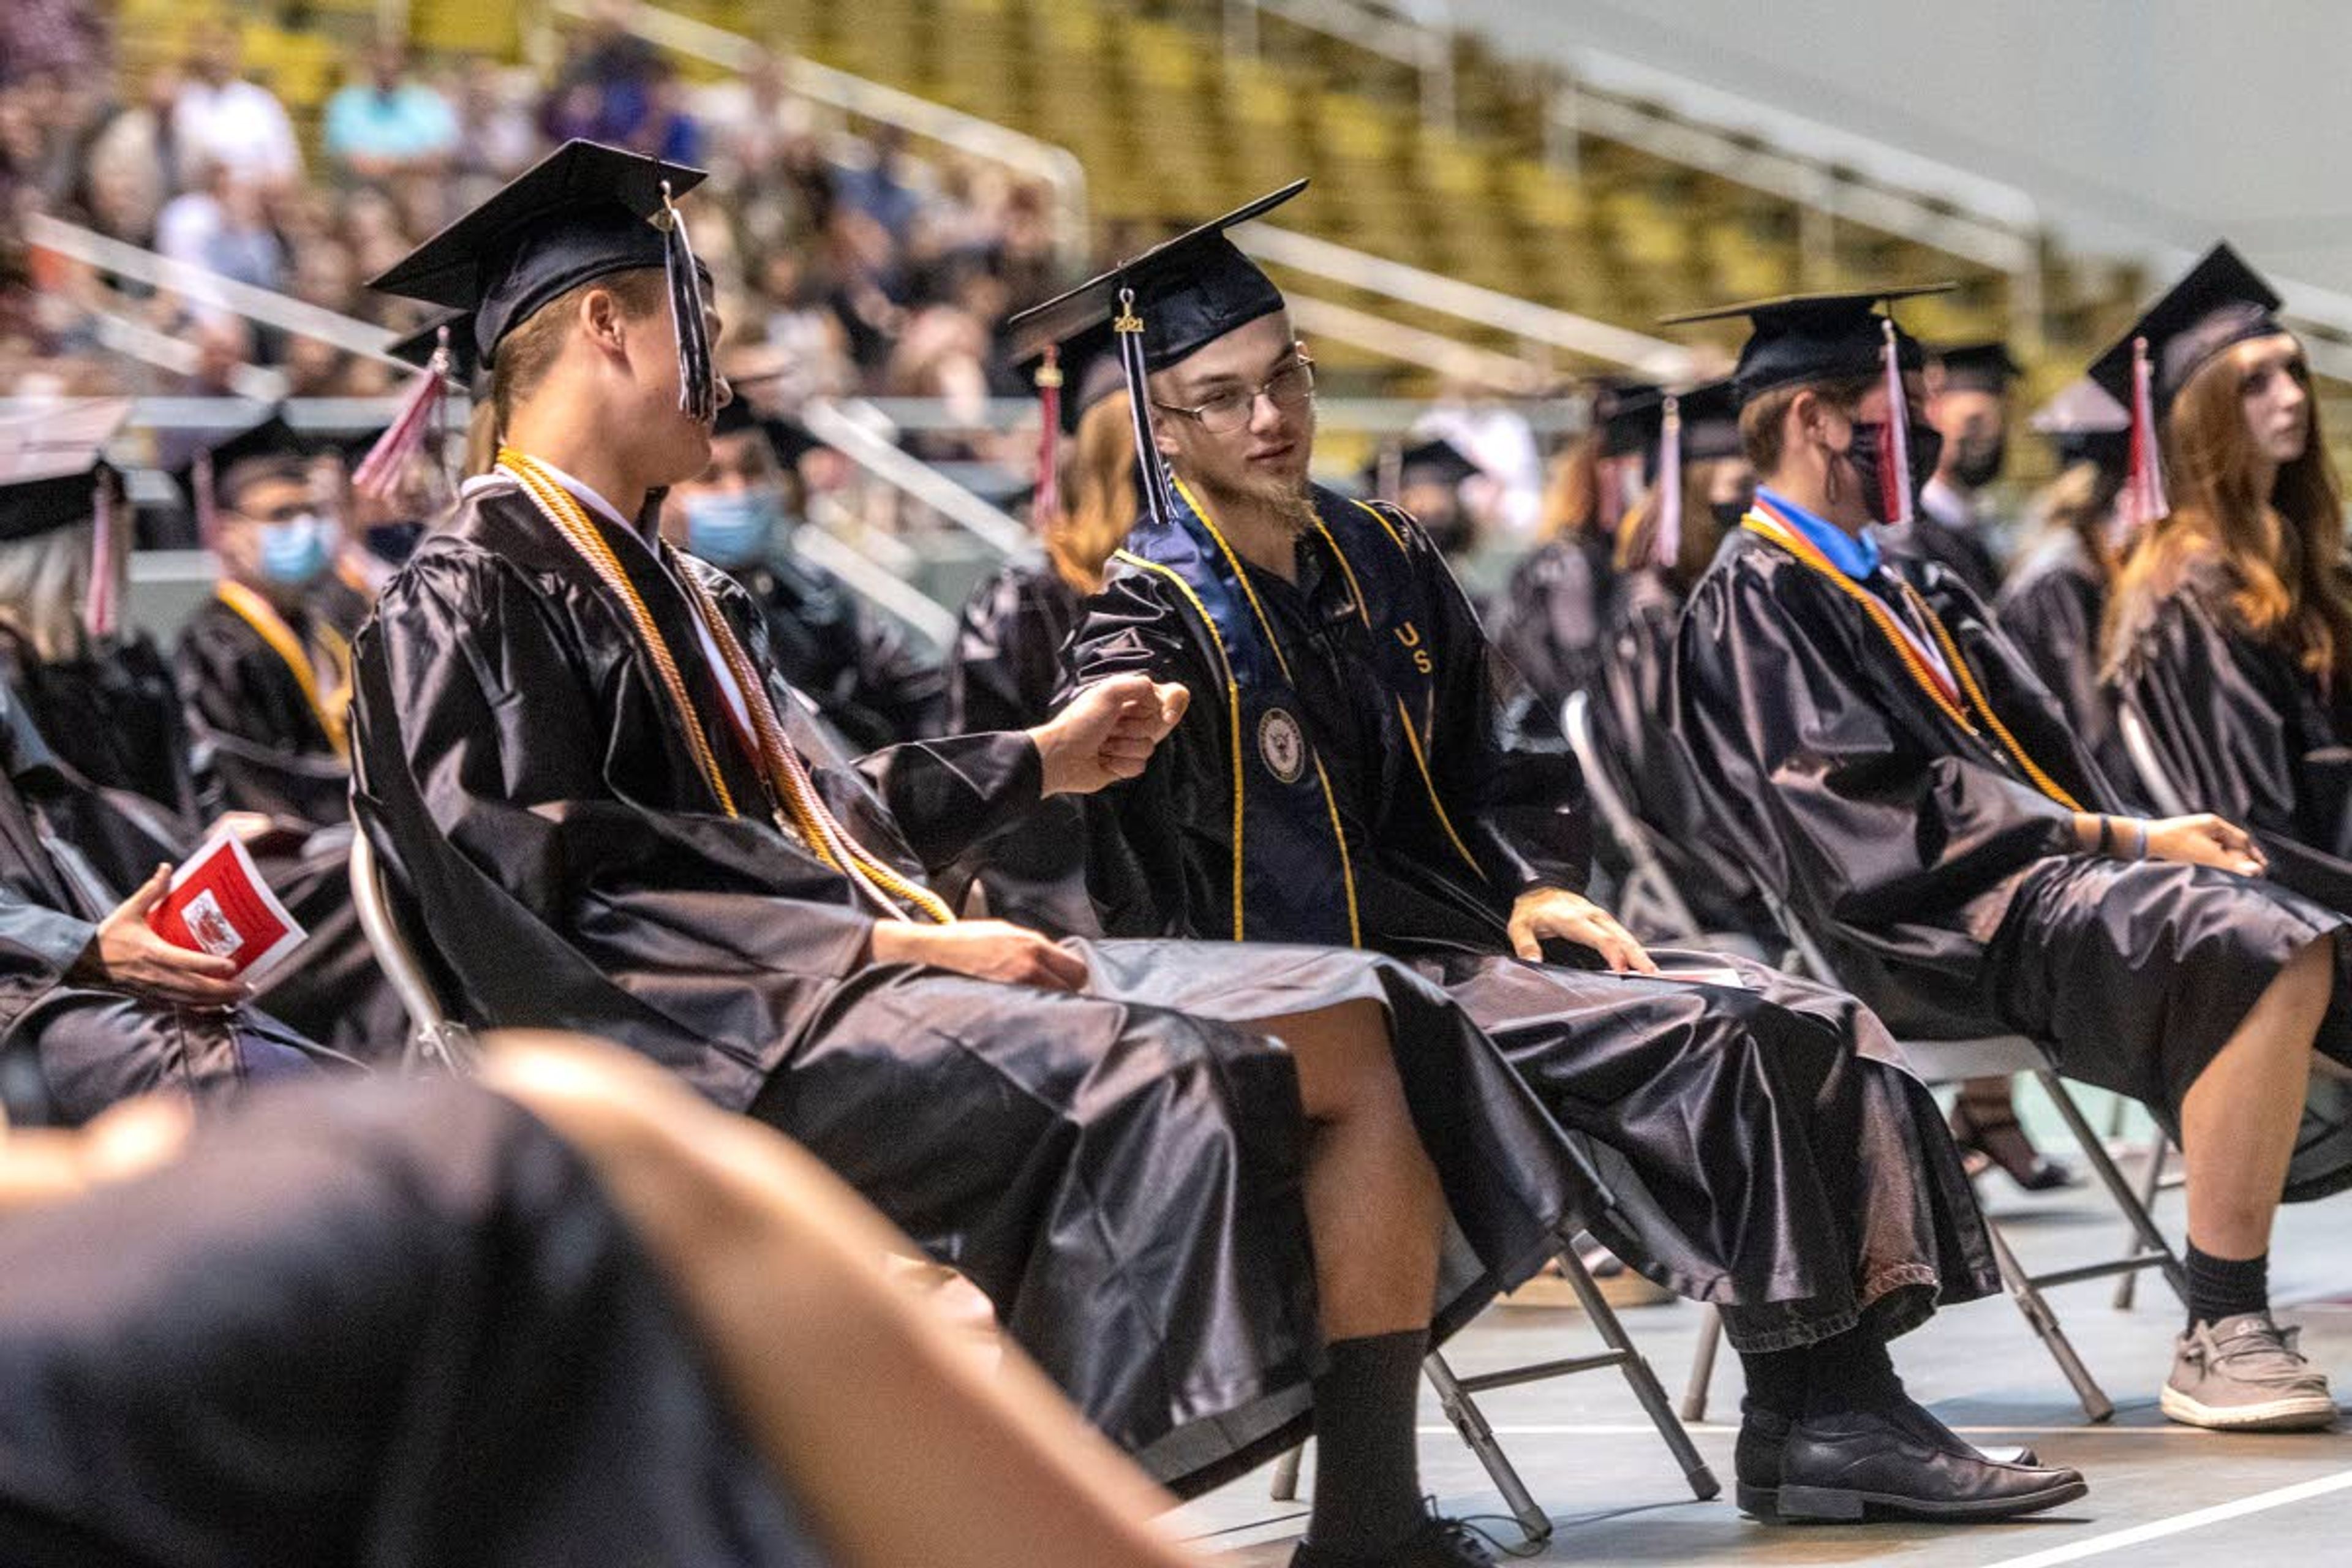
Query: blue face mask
255,515,334,587
683,488,784,568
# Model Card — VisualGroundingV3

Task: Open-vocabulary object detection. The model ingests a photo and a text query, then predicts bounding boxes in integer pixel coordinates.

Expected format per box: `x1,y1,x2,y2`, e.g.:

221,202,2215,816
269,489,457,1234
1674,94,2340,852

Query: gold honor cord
499,450,951,925
214,580,352,760
1740,512,2084,812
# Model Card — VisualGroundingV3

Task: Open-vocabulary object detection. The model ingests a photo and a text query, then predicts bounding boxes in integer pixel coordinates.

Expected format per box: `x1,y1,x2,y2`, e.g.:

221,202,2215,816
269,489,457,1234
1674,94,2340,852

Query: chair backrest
346,804,478,1076
1560,690,1706,943
2117,704,2192,818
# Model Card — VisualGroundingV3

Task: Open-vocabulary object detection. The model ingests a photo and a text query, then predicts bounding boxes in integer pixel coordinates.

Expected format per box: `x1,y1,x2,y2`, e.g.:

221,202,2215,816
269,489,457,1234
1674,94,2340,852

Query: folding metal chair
1678,895,2188,1423
347,804,478,1076
1267,1237,1720,1543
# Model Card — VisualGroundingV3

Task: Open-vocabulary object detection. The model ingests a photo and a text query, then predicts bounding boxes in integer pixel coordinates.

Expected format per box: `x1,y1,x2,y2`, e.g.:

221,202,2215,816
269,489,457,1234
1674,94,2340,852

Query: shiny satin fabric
942,555,1098,934
353,483,1583,1497
0,684,333,1126
1072,509,1996,1351
733,553,948,752
1596,565,1778,941
0,1076,823,1565
1675,532,2352,1199
1881,513,2003,604
0,628,201,826
1490,533,1618,717
2110,570,2352,864
1994,531,2140,805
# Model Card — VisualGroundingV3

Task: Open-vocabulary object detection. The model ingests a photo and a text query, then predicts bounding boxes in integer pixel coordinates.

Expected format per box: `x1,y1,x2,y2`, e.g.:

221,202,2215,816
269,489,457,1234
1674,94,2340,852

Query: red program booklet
146,832,309,985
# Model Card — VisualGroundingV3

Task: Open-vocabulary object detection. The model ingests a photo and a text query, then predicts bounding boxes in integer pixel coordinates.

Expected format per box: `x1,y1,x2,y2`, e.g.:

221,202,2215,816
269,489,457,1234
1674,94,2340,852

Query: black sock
1736,1346,1807,1426
2186,1243,2270,1329
1308,1329,1428,1555
1802,1327,1905,1420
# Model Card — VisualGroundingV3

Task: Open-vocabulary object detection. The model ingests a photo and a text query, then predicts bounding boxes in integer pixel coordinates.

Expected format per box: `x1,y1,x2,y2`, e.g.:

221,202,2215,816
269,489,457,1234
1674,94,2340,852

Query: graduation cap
1932,340,2022,395
1005,180,1308,529
1660,284,1953,404
1605,379,1743,478
1373,435,1483,492
173,410,320,528
351,311,482,500
2029,377,2131,475
711,394,823,470
386,310,483,388
1664,285,1951,524
2084,243,2287,540
0,399,133,636
367,138,720,424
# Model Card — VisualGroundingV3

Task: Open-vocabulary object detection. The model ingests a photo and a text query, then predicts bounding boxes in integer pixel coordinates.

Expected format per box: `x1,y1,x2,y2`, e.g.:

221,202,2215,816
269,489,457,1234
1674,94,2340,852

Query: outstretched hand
1030,674,1191,797
70,864,247,1008
1507,886,1660,974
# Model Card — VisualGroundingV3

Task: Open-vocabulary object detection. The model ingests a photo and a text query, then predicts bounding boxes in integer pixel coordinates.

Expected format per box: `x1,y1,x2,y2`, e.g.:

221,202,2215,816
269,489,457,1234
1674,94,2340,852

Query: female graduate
1670,281,2352,1436
2103,245,2352,883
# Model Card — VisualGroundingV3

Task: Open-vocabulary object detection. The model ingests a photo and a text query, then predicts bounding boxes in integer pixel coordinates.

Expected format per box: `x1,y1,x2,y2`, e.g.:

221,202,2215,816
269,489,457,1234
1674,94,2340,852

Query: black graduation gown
352,479,1582,1495
1596,565,1777,941
0,1075,824,1566
0,627,200,828
734,551,947,752
1882,504,2003,603
1994,530,2138,802
1490,532,1616,710
1673,531,2352,1199
942,554,1096,933
0,683,326,1126
1072,495,1996,1352
172,595,409,1064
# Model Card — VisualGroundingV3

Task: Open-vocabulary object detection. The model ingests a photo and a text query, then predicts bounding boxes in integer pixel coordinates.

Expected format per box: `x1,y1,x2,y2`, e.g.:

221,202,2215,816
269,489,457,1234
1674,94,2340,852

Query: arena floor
1170,1124,2352,1566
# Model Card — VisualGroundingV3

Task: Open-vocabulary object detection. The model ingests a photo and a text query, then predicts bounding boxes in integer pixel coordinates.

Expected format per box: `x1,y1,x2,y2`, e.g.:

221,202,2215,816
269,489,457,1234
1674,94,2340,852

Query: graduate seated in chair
354,141,1599,1568
0,1034,1203,1568
1049,186,2084,1527
1668,282,2352,1436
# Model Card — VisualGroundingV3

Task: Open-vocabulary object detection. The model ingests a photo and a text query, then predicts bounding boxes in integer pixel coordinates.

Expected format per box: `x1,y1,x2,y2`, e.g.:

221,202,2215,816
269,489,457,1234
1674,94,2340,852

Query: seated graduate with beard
355,141,1599,1568
1049,186,2083,1528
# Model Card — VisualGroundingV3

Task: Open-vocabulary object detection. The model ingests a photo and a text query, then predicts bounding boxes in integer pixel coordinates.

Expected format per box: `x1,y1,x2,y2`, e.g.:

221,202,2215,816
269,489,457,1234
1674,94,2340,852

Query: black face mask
363,521,426,565
1842,421,1943,526
1950,432,2007,491
1710,499,1750,534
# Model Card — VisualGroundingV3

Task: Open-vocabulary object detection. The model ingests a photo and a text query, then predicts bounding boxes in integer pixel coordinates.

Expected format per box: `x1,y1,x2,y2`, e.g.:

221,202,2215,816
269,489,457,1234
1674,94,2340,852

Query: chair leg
2036,1071,2188,1308
1268,1442,1303,1502
1986,1215,2115,1423
2114,1131,2173,1311
1424,1351,1553,1543
1556,1250,1721,1500
1681,1304,1723,1423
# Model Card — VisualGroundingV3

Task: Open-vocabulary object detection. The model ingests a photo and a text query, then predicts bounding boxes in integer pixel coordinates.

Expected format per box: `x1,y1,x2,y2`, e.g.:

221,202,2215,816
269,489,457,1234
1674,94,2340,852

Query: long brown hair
1044,390,1137,594
1538,428,1605,543
1613,464,1725,589
2107,336,2352,684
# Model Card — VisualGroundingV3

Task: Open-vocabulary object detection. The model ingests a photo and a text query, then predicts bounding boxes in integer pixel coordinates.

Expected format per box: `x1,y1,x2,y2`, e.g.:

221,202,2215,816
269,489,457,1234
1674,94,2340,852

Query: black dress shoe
1735,1409,2045,1521
1772,1409,2086,1523
1289,1510,1501,1566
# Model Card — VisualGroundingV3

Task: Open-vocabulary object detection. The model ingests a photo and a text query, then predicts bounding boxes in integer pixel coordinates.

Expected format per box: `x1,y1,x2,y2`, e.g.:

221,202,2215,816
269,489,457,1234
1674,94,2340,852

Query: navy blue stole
1116,478,1476,945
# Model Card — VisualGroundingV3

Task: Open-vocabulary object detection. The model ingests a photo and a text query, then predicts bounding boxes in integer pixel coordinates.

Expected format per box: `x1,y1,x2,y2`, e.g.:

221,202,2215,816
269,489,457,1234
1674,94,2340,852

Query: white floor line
1969,1469,2352,1568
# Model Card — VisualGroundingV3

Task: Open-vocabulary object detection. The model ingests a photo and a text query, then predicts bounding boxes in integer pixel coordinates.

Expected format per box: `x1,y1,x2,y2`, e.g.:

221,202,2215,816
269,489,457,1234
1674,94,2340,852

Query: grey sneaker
2161,1313,2339,1431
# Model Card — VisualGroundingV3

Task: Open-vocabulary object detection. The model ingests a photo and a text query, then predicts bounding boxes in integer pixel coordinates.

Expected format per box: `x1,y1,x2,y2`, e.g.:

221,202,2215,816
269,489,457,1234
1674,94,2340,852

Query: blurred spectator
153,154,230,273
0,0,105,85
543,0,661,146
837,125,922,245
171,23,302,193
200,172,287,297
450,59,538,200
72,66,177,244
322,38,458,186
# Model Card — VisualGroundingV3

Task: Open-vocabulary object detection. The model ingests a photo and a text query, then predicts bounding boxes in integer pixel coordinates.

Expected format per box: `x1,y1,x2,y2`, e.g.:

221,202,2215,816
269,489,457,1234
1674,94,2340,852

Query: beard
1202,461,1317,536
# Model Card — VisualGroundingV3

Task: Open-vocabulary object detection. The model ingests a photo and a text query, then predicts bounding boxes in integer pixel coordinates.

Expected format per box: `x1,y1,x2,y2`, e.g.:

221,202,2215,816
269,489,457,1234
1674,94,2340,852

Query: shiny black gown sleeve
1995,552,2136,806
1672,541,2082,976
948,560,1071,736
2112,582,2352,859
0,1076,819,1566
1490,537,1612,705
1402,513,1593,898
353,543,879,1107
173,599,350,827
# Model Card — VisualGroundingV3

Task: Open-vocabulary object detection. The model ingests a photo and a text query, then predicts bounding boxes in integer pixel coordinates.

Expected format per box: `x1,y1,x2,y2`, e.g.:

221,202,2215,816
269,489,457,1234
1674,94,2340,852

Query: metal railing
1220,0,1457,130
538,0,1091,268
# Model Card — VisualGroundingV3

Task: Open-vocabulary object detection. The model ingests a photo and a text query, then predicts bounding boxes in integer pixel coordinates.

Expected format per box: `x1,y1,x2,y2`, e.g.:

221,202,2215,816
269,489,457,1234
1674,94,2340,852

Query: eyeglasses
1153,353,1316,435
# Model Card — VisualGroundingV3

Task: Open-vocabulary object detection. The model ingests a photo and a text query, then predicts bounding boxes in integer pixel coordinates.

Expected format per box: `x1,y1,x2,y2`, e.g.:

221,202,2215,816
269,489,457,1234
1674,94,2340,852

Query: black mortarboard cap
367,139,711,370
1604,380,1744,481
0,399,129,541
1597,381,1665,458
2085,241,2285,412
173,409,319,514
1393,435,1483,489
1005,180,1306,374
1661,284,1953,405
1932,339,2022,394
711,395,822,467
2030,376,2132,474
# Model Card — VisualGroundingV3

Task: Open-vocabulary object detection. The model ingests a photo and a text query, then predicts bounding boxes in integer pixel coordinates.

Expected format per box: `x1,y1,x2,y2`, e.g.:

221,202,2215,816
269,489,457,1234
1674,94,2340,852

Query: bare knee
1267,1000,1405,1125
